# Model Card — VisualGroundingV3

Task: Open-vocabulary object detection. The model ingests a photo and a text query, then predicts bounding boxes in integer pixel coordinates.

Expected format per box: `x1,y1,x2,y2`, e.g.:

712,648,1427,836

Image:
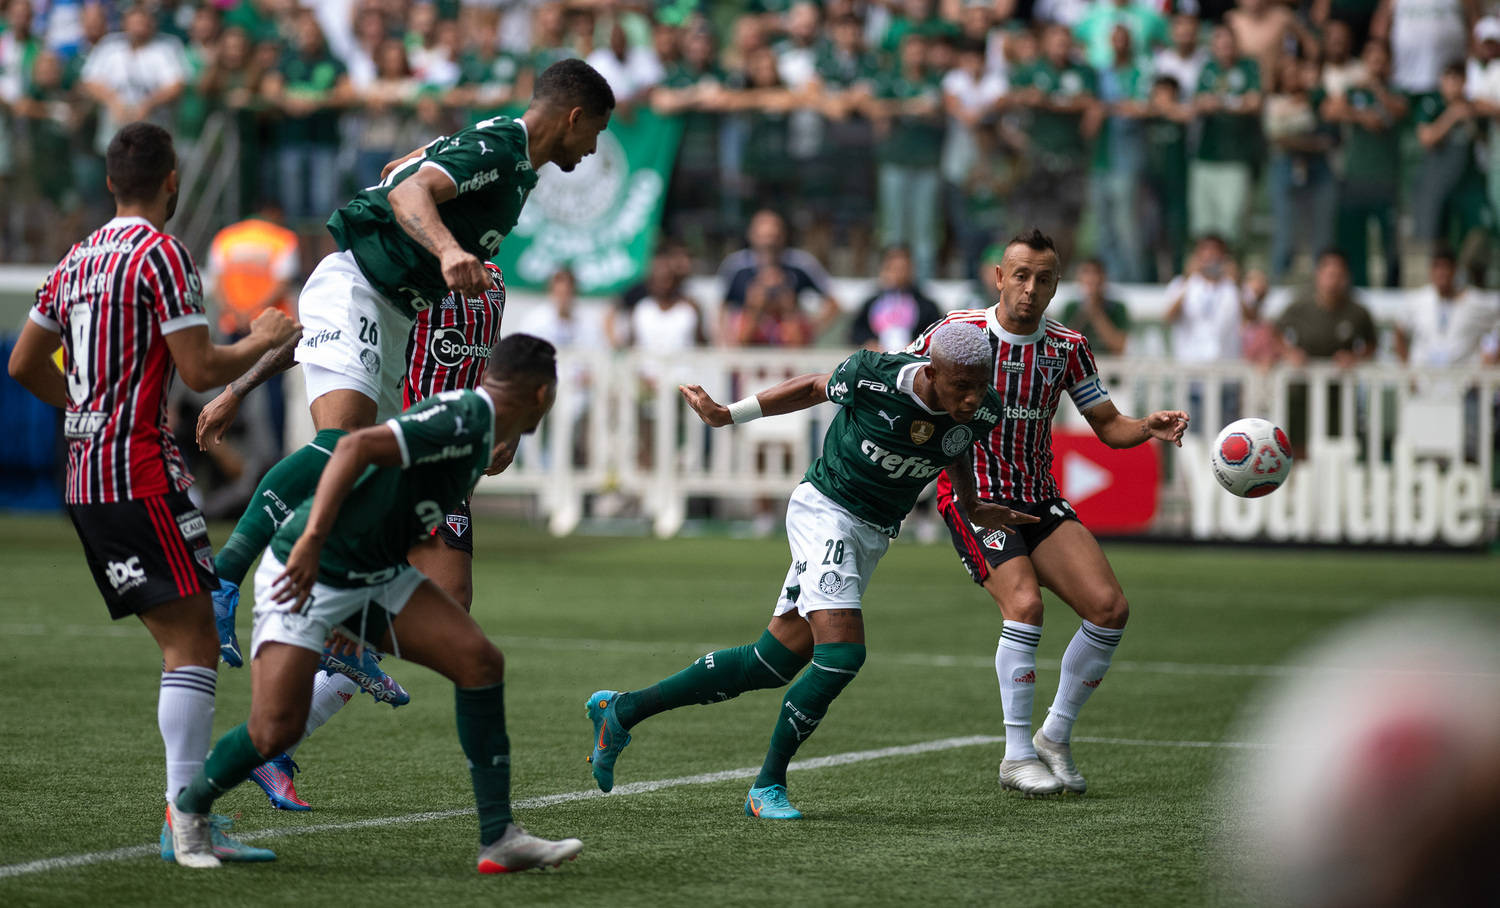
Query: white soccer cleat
1033,730,1087,794
998,758,1064,797
476,823,583,874
166,803,222,869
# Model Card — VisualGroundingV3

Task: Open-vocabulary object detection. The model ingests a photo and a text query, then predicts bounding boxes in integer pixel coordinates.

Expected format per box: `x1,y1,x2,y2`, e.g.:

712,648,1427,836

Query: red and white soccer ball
1211,417,1293,498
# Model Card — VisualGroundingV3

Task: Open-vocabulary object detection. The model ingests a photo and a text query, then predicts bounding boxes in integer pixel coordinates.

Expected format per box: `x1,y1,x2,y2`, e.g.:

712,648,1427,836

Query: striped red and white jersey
403,263,505,405
908,307,1111,504
31,217,208,504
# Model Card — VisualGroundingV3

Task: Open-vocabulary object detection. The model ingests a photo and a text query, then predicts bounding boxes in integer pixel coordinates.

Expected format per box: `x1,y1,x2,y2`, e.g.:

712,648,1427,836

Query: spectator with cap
849,245,944,352
718,208,840,342
1325,38,1406,288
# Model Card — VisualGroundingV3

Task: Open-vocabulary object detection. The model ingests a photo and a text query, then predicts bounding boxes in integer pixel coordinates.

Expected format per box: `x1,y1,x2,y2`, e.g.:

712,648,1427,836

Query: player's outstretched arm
947,446,1040,533
387,166,490,297
7,319,68,408
1083,400,1190,449
164,308,301,392
195,335,300,449
272,424,406,610
679,371,832,428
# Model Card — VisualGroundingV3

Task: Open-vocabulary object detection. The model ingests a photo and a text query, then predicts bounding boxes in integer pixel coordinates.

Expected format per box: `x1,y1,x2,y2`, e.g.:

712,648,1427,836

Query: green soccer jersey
1341,85,1402,192
270,390,494,587
805,351,1003,537
326,115,540,317
1195,59,1261,163
1012,60,1097,166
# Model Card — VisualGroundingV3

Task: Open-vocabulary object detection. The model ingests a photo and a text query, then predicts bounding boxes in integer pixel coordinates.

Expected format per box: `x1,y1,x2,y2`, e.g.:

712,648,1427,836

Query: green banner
494,110,682,295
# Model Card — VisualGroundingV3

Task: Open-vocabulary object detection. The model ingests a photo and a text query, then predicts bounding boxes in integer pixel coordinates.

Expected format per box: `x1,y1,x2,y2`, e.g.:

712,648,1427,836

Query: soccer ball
1210,417,1293,498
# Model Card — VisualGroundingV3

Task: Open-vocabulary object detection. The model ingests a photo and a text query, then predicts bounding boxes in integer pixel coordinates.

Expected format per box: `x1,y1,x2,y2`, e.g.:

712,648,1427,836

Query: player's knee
457,639,505,687
1002,592,1046,626
1091,592,1129,629
248,707,308,756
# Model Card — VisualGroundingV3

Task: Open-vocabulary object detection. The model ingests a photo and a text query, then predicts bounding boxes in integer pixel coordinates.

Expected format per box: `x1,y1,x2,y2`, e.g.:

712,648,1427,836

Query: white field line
0,732,1263,880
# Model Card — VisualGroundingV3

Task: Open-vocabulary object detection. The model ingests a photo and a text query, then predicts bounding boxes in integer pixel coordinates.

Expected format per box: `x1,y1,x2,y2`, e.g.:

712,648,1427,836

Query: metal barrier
477,349,1500,545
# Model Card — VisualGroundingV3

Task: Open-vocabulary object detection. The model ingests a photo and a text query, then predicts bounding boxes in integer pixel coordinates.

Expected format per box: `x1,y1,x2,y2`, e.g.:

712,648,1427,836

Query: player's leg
380,579,583,872
407,504,475,611
934,490,1061,795
1027,518,1129,793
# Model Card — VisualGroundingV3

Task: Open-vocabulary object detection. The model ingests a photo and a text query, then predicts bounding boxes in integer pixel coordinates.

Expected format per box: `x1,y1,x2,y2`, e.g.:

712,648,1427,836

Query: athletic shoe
744,784,802,820
165,803,220,869
476,823,583,873
161,811,276,862
249,754,312,811
998,758,1064,797
213,579,242,668
585,690,631,793
320,642,410,707
1033,730,1087,794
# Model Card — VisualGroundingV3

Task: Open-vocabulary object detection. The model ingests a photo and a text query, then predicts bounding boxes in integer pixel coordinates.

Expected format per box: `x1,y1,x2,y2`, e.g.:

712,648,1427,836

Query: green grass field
1,513,1496,907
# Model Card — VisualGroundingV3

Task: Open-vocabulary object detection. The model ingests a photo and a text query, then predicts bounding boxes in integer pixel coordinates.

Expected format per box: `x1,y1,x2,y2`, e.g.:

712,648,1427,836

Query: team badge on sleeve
445,513,470,537
910,420,935,445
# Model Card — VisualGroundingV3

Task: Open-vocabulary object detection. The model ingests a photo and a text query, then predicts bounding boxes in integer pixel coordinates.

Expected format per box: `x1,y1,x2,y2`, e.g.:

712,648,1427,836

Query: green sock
754,642,866,790
215,429,346,585
175,723,266,814
615,630,807,729
455,683,512,846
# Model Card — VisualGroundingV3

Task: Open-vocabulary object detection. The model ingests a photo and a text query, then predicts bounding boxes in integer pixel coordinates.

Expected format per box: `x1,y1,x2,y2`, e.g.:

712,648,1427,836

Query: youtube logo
1049,430,1160,533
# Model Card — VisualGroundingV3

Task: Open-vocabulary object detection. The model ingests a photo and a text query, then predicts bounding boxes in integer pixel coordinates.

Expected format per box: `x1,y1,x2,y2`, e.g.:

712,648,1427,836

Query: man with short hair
1058,258,1130,354
717,209,840,340
848,244,944,351
1395,245,1500,367
168,335,583,873
199,59,615,700
1190,26,1262,244
585,322,1032,819
909,229,1189,797
7,122,300,863
78,5,188,156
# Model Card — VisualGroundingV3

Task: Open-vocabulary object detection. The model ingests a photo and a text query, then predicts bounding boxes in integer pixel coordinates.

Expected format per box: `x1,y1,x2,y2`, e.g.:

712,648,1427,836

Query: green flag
494,110,683,294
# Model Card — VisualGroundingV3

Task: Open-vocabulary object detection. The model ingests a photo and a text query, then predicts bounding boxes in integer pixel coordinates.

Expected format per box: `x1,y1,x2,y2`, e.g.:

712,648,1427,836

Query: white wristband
728,396,763,424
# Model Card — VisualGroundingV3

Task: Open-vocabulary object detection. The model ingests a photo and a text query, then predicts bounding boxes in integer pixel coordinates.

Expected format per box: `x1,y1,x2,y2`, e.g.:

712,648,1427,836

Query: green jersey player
583,322,1039,819
168,335,585,874
198,59,613,711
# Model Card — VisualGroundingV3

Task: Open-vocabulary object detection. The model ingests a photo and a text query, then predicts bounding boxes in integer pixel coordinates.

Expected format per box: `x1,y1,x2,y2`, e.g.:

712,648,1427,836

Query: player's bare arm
680,371,832,427
196,334,301,449
7,318,68,408
272,424,407,609
1082,400,1190,449
947,445,1039,533
388,165,490,297
163,308,301,392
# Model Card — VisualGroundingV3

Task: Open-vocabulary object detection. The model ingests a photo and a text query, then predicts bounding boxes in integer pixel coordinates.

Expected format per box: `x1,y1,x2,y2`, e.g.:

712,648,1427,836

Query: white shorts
294,250,415,421
250,549,425,659
772,483,891,618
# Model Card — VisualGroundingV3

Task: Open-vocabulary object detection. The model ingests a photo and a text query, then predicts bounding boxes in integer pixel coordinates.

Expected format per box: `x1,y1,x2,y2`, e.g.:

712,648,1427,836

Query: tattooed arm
195,333,301,449
386,165,489,297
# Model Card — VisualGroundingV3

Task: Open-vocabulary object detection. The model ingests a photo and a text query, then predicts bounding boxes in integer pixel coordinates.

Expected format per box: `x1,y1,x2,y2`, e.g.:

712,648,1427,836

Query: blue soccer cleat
585,690,631,793
249,753,311,811
161,810,276,862
745,785,803,820
320,641,410,707
212,578,242,668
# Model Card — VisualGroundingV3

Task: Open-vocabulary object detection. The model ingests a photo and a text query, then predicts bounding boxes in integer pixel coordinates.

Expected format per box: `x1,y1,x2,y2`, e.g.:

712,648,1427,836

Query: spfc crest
446,513,470,537
981,528,1007,551
910,420,935,445
1036,354,1065,383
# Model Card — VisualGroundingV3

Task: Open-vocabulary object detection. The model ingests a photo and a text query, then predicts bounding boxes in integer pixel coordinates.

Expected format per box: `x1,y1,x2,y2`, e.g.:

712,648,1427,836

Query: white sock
1042,620,1124,744
159,666,217,802
997,621,1042,761
285,672,360,759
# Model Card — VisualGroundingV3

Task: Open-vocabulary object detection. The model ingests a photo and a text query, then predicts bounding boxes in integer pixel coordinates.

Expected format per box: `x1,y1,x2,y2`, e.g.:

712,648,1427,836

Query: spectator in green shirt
1190,25,1262,245
1073,0,1169,70
451,10,530,124
1058,258,1132,354
871,33,945,281
1324,39,1406,287
652,25,729,259
1091,24,1150,283
264,10,353,232
812,14,879,272
1412,62,1495,270
1264,53,1337,282
1142,74,1192,279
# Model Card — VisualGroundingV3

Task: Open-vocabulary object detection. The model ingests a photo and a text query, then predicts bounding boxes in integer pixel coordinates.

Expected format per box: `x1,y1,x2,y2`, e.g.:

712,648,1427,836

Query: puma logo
877,410,899,430
478,139,491,155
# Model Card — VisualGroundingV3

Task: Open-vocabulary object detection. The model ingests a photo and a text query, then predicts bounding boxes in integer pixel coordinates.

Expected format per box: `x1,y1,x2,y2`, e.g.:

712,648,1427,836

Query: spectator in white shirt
1153,13,1208,101
586,17,664,109
80,5,188,155
1395,245,1500,367
1164,234,1247,426
1319,19,1367,98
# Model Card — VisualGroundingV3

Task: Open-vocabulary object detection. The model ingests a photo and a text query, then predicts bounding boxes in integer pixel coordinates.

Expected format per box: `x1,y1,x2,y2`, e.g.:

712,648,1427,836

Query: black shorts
433,499,474,555
938,495,1080,584
66,490,217,620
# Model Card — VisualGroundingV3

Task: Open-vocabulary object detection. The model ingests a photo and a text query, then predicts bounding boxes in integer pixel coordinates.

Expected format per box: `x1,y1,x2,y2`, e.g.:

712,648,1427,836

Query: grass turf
0,513,1495,907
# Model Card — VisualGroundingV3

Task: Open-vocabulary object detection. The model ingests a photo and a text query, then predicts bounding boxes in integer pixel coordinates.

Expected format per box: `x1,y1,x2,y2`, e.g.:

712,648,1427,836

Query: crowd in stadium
1,0,1499,286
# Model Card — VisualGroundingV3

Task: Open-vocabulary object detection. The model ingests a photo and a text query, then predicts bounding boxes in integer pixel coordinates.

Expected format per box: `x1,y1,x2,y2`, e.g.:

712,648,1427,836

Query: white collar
985,305,1046,345
103,216,155,230
896,361,944,415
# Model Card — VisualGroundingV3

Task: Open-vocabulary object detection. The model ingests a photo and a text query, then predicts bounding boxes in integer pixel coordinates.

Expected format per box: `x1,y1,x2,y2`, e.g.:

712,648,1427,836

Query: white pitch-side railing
477,350,1500,543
